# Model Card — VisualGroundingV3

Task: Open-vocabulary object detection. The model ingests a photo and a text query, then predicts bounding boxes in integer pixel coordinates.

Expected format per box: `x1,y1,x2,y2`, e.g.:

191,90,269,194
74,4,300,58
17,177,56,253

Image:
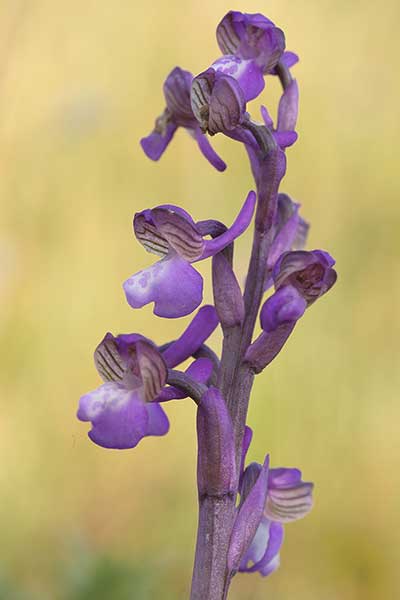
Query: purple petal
136,340,167,401
163,67,193,124
212,55,265,102
145,402,169,436
151,207,204,262
190,68,214,132
186,357,213,384
255,521,284,575
133,209,170,257
123,254,203,318
266,467,314,523
260,105,274,127
216,11,285,73
94,333,127,383
78,384,149,449
194,128,227,171
140,121,177,161
273,130,298,149
277,79,299,132
259,552,281,577
265,481,314,523
197,388,236,496
281,51,299,68
201,191,256,259
269,467,302,487
162,305,219,368
209,74,246,133
228,455,269,572
239,518,283,575
260,285,306,332
273,249,337,304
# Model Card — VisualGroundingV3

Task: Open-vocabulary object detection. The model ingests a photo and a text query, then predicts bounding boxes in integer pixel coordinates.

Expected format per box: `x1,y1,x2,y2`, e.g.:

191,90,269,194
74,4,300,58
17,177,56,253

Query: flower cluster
78,10,337,597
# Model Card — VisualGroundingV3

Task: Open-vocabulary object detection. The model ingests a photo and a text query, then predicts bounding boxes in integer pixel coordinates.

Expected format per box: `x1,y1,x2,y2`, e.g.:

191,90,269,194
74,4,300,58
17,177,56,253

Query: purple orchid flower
262,249,337,332
141,67,227,171
78,305,219,449
238,464,313,576
228,430,313,577
123,191,256,318
216,11,298,75
245,250,337,373
79,11,337,597
77,333,169,449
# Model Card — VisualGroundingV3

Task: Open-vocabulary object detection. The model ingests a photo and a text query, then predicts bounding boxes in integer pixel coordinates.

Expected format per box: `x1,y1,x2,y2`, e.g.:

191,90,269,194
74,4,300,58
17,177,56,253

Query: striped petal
136,340,167,402
151,207,205,261
266,468,314,523
134,210,170,257
94,333,126,383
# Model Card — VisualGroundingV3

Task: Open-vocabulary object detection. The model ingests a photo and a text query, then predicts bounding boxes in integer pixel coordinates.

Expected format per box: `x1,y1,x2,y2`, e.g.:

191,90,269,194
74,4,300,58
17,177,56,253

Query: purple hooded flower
262,249,337,332
245,249,337,372
78,305,219,449
239,464,313,576
141,67,226,171
77,333,169,449
216,11,286,74
123,191,256,318
229,433,313,577
191,67,248,136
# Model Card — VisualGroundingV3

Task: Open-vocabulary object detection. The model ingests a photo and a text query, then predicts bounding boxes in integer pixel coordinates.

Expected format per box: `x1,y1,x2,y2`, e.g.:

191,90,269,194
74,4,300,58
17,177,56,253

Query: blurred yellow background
1,1,399,598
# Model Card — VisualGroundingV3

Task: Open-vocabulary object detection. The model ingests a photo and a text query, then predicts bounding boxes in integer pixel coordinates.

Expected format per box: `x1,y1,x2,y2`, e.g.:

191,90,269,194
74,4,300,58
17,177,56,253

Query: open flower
229,430,313,577
216,11,297,75
262,249,337,332
141,67,226,171
78,333,169,449
123,191,256,318
238,463,314,576
78,305,219,449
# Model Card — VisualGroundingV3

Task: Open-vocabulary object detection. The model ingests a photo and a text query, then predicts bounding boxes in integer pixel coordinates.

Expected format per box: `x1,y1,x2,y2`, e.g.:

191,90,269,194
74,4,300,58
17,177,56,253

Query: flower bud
212,253,245,329
191,69,246,135
196,387,236,496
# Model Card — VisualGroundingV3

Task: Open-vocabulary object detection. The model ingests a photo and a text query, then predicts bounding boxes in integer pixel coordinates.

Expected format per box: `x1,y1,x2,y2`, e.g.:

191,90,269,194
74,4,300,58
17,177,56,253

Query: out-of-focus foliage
1,1,399,598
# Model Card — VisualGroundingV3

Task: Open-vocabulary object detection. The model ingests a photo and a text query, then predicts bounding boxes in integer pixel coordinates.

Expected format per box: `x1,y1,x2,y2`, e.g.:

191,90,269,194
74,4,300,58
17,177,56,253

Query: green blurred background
1,1,399,598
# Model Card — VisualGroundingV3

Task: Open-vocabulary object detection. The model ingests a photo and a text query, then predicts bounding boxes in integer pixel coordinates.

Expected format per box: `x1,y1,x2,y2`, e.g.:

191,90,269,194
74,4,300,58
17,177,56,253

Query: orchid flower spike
123,191,256,318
